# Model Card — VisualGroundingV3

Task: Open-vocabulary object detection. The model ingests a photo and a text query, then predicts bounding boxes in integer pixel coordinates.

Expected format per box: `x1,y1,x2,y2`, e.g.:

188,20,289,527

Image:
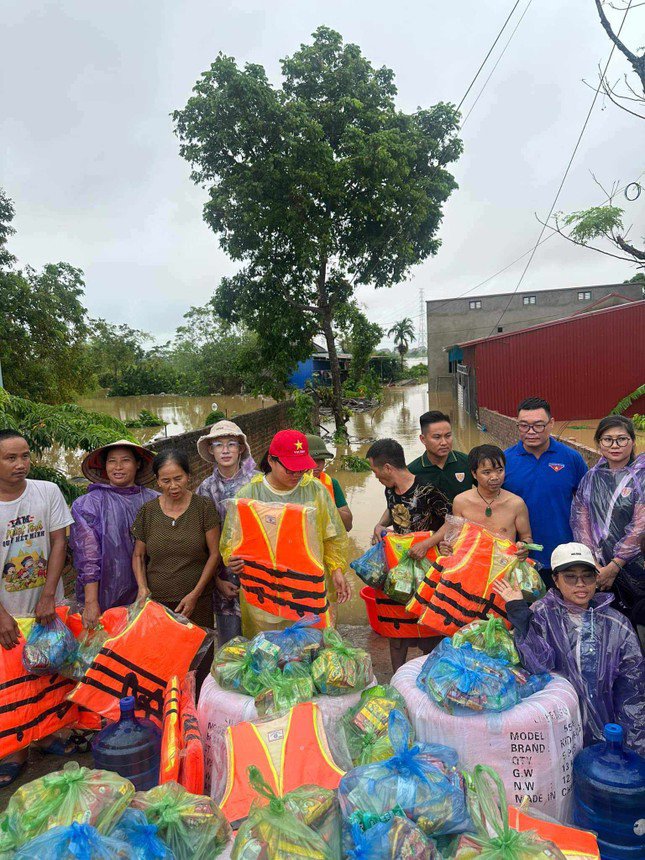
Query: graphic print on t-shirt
2,514,49,593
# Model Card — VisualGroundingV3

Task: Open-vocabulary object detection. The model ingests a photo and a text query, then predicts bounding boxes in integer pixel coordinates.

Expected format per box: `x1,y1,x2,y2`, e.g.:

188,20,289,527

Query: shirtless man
409,444,532,559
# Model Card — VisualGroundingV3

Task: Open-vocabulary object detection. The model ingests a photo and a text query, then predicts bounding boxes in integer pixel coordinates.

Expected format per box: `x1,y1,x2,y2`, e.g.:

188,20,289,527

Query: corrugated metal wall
469,302,645,419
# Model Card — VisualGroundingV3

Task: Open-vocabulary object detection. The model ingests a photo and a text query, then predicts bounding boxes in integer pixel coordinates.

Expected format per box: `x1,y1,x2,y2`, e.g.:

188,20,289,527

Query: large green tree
87,318,150,389
173,26,462,428
0,190,94,403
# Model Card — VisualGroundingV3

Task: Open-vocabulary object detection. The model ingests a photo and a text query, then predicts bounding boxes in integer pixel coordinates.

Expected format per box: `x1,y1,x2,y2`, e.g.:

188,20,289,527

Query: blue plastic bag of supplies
350,542,388,589
417,639,545,715
15,821,132,859
251,617,323,669
109,809,175,859
345,818,438,859
338,710,469,837
22,616,77,676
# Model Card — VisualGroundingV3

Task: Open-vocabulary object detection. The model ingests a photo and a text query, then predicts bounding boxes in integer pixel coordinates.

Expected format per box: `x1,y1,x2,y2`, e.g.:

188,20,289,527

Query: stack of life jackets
68,600,208,725
219,701,344,829
159,672,205,795
372,532,441,638
229,498,331,629
406,519,519,636
0,607,78,759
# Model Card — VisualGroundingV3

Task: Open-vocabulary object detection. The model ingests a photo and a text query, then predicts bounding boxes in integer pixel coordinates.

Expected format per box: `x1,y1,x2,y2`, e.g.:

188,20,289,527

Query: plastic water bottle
573,723,645,859
92,696,162,791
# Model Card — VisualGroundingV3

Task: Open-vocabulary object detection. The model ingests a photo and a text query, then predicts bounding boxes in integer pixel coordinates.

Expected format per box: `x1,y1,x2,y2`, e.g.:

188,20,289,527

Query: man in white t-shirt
0,429,74,784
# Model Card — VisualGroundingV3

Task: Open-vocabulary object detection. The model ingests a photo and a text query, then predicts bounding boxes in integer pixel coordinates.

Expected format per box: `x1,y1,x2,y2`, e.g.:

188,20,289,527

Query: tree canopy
174,26,462,426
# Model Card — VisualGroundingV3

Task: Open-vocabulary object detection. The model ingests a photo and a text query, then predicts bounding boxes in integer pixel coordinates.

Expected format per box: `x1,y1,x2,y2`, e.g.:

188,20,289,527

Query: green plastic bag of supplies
284,784,342,858
211,637,266,697
506,560,546,603
131,781,231,860
14,821,133,859
383,552,430,605
5,762,134,846
341,685,410,766
255,661,316,715
311,629,373,697
452,615,520,665
232,766,338,860
0,814,18,860
455,765,566,860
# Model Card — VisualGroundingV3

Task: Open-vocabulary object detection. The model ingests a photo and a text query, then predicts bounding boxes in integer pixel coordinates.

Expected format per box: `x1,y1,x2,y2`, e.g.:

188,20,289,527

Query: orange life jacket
233,499,331,628
0,610,78,758
219,701,344,827
159,676,181,784
178,674,204,795
68,600,207,725
507,807,600,859
406,520,515,635
316,471,335,501
372,532,442,638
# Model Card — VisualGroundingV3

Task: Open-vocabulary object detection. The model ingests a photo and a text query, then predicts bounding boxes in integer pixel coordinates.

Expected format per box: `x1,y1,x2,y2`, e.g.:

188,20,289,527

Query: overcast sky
2,0,644,346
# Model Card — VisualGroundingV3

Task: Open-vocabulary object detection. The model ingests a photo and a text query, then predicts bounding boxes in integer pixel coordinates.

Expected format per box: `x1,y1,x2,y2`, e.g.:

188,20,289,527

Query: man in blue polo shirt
503,396,587,588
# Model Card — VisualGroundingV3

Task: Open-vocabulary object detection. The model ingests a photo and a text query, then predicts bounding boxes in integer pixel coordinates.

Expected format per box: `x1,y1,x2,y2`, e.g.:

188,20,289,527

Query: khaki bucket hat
81,439,155,485
197,420,252,465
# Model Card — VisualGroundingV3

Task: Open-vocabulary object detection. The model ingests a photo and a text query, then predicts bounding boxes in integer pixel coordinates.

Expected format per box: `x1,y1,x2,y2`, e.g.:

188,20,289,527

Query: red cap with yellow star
269,429,317,471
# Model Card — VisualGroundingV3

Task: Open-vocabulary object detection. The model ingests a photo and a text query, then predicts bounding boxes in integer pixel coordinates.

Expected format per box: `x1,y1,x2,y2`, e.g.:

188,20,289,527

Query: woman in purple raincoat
195,420,259,645
70,440,158,628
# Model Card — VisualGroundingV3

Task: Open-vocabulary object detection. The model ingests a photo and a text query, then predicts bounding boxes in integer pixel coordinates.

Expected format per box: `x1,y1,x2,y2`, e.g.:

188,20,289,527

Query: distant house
289,341,352,389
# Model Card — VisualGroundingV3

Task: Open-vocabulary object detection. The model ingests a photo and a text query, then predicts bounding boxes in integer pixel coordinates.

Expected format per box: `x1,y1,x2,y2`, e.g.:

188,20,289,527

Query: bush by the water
341,454,371,472
125,410,165,428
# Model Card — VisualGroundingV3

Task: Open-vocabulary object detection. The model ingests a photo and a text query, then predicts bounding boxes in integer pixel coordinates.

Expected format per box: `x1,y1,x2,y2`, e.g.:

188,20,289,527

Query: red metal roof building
453,300,645,420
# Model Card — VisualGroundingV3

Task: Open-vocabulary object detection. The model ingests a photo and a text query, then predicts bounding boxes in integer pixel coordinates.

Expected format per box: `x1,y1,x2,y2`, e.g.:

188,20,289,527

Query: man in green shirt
407,410,473,503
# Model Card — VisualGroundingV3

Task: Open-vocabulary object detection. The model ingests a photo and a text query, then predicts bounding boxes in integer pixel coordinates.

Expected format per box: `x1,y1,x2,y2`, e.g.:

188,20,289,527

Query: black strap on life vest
242,559,326,586
425,579,508,628
241,582,330,617
80,648,166,720
182,712,202,743
240,570,326,602
0,673,74,742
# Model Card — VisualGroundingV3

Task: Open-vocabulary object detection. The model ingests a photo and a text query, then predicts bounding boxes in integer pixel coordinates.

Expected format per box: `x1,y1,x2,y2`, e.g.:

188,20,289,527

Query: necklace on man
476,487,501,517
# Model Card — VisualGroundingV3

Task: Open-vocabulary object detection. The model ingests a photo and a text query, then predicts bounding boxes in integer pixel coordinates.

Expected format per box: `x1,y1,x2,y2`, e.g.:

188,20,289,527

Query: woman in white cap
195,420,259,645
494,542,644,754
70,440,158,629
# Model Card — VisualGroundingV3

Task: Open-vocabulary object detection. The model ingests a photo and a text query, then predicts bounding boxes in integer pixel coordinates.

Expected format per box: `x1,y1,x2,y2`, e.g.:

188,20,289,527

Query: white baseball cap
551,543,598,574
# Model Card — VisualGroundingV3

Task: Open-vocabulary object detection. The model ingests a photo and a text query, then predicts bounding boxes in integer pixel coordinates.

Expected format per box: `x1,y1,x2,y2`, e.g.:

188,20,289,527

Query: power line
461,0,535,129
486,0,634,337
457,1,523,111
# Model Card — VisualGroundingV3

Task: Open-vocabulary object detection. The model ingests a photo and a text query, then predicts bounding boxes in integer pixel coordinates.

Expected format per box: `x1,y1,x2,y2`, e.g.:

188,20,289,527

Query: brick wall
479,407,600,467
147,401,292,489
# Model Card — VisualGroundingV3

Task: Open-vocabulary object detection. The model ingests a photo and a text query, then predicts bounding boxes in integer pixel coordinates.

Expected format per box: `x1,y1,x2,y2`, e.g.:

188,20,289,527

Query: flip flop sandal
0,758,28,787
38,729,93,757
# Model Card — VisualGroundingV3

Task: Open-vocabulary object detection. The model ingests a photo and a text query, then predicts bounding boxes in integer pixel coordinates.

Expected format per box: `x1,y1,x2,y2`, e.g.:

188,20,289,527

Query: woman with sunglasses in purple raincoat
495,542,644,756
70,440,158,629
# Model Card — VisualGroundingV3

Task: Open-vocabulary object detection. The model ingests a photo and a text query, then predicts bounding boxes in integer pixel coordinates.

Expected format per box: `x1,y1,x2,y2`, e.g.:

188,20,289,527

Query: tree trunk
316,259,345,431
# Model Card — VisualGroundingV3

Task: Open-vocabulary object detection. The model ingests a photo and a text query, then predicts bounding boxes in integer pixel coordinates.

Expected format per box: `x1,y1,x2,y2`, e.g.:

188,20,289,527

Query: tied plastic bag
109,809,175,860
457,765,566,860
350,542,388,590
284,785,342,858
452,615,520,665
506,560,546,603
338,710,469,837
14,821,133,859
22,616,77,675
0,814,18,860
258,617,324,667
341,685,410,766
232,766,336,860
61,624,109,682
255,662,315,716
384,552,430,605
417,639,523,714
131,781,231,860
5,762,135,846
311,629,373,697
211,637,265,697
346,818,438,860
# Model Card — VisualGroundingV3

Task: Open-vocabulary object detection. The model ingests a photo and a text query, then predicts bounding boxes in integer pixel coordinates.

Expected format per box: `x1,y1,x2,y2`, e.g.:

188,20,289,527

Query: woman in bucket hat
220,429,350,636
69,440,158,629
195,420,259,645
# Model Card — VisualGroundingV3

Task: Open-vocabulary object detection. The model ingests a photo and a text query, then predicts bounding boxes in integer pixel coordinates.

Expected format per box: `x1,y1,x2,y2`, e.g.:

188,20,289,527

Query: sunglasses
557,571,598,586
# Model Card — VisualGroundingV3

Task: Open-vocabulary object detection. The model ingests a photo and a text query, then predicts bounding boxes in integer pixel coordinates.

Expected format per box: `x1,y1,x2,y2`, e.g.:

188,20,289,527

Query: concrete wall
147,401,292,488
425,283,643,381
479,407,600,467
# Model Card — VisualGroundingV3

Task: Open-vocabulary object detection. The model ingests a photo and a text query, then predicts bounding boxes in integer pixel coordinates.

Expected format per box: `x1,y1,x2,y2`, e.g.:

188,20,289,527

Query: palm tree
388,318,416,370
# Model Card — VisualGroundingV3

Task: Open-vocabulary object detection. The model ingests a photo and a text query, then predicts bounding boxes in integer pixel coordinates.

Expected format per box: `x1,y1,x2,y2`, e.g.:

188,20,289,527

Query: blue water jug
92,696,161,791
573,723,645,859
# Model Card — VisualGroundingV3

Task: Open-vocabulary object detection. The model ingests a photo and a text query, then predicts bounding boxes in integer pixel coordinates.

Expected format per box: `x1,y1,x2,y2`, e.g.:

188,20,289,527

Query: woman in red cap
221,430,350,636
